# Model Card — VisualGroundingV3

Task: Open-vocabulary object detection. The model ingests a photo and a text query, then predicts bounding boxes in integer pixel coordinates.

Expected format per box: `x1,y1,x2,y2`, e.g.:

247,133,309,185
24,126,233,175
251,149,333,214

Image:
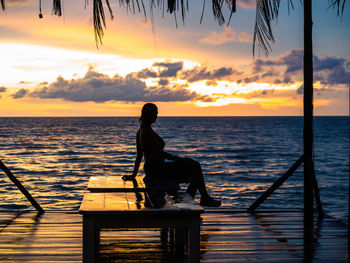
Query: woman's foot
200,196,221,207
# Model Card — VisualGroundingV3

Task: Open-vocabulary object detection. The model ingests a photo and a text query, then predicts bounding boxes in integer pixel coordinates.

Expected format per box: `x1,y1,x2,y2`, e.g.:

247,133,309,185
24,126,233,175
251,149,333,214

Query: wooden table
87,175,179,193
79,192,203,263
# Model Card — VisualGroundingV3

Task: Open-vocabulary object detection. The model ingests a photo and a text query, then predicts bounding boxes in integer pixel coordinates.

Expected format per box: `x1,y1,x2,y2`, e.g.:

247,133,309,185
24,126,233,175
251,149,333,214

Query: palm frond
253,0,278,57
253,0,294,57
226,0,236,26
52,0,62,16
93,0,114,47
212,0,225,25
1,0,5,11
329,0,347,16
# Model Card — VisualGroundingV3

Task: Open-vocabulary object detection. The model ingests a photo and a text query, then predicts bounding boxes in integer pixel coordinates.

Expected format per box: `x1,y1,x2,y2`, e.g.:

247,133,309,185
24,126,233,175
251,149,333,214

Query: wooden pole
303,0,315,217
0,160,44,214
248,155,304,212
309,162,323,215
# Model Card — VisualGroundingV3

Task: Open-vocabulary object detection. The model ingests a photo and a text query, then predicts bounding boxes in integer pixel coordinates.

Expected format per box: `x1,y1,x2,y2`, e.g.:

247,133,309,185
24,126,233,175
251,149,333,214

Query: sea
0,117,348,224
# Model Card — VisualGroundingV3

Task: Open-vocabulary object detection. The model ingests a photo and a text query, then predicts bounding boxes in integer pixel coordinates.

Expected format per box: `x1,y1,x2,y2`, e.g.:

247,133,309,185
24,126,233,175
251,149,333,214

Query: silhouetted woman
123,103,221,207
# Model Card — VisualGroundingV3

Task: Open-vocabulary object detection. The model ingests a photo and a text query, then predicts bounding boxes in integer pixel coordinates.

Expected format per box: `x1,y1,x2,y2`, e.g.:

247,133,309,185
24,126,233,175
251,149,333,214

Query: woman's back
138,127,165,164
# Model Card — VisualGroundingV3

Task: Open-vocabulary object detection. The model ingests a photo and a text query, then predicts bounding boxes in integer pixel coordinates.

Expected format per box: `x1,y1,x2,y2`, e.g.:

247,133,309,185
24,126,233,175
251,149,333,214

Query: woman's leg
184,159,221,207
184,159,209,198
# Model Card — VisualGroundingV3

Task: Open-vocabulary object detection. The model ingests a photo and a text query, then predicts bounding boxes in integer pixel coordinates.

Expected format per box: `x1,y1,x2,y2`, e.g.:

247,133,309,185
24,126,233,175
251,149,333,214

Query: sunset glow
0,1,349,116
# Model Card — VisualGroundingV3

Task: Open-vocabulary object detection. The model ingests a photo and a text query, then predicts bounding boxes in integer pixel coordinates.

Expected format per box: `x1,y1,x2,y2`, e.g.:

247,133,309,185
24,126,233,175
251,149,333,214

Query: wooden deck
0,209,347,262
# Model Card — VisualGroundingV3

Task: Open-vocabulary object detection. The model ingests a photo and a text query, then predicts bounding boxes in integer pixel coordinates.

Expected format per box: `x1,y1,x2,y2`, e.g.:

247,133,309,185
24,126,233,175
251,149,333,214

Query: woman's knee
188,160,201,173
193,160,201,170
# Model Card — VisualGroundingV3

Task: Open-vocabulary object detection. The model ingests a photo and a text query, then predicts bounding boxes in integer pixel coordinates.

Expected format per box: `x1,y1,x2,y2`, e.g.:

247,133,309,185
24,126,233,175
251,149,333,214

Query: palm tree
1,0,347,216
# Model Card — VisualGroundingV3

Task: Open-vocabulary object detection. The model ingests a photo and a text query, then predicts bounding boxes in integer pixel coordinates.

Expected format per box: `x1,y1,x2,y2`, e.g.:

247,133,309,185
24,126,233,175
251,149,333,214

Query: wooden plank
0,211,347,262
87,176,179,193
88,176,146,192
79,192,203,214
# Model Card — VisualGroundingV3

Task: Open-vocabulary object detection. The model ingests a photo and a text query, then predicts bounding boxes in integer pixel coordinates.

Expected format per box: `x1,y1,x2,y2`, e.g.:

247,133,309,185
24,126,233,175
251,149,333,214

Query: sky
0,0,349,116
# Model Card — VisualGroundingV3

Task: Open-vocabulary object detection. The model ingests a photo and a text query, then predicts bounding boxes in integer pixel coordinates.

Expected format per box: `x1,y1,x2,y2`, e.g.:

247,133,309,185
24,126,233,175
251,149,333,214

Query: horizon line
0,115,348,118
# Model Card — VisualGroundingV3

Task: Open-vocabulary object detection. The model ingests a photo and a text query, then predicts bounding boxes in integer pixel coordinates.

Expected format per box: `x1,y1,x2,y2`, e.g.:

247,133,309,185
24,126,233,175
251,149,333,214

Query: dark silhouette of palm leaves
0,0,347,54
329,0,347,16
53,0,62,16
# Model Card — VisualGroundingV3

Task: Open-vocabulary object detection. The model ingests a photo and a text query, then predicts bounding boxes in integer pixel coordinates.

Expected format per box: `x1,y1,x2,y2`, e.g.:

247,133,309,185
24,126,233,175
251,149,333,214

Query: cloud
26,66,209,103
327,65,350,85
253,49,303,74
136,61,183,79
243,75,259,83
158,79,169,86
136,68,157,79
199,27,237,45
296,84,303,94
181,66,238,82
18,81,34,85
253,59,277,73
247,89,275,98
199,26,253,45
12,88,28,99
252,49,350,85
238,32,252,43
0,25,30,39
314,56,345,71
153,61,183,77
282,49,304,74
237,0,255,9
0,87,6,92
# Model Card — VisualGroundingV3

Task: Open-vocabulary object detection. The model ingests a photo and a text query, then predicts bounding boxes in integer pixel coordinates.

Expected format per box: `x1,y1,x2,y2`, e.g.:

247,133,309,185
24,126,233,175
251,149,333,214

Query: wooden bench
79,191,203,263
87,175,179,193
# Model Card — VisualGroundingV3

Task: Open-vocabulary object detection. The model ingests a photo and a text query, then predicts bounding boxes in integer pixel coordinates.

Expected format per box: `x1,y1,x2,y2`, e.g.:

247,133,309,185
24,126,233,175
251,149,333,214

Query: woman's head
140,103,158,127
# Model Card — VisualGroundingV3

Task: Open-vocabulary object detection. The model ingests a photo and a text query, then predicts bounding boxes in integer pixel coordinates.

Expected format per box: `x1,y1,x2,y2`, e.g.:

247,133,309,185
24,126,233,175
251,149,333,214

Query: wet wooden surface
87,176,178,193
88,176,147,192
0,209,347,262
79,192,203,214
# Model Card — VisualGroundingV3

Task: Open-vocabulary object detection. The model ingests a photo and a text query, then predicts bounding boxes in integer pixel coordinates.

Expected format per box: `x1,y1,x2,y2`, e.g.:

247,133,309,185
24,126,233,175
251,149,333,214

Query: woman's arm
123,131,143,180
123,152,142,181
160,150,183,161
131,152,143,177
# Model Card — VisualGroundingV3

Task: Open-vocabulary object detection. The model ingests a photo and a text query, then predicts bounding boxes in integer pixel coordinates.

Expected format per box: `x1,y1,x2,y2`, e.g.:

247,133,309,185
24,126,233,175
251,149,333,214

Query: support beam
248,155,304,212
0,160,44,214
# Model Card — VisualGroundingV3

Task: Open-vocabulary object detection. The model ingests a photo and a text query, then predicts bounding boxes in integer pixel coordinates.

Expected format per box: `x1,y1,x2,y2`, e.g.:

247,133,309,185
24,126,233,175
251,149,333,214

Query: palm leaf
329,0,347,16
226,0,236,25
1,0,347,55
253,0,295,57
93,0,114,47
212,0,225,25
253,0,276,57
53,0,62,16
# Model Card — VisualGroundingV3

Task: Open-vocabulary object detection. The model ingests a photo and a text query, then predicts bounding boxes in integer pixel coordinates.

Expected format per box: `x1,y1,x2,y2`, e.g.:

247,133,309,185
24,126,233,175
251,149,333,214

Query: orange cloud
199,26,236,45
238,32,252,43
199,27,252,45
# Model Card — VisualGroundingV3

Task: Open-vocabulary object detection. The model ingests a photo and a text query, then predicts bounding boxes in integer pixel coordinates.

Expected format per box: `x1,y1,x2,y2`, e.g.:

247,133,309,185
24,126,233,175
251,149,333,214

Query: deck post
303,0,314,218
0,160,44,214
188,217,201,263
